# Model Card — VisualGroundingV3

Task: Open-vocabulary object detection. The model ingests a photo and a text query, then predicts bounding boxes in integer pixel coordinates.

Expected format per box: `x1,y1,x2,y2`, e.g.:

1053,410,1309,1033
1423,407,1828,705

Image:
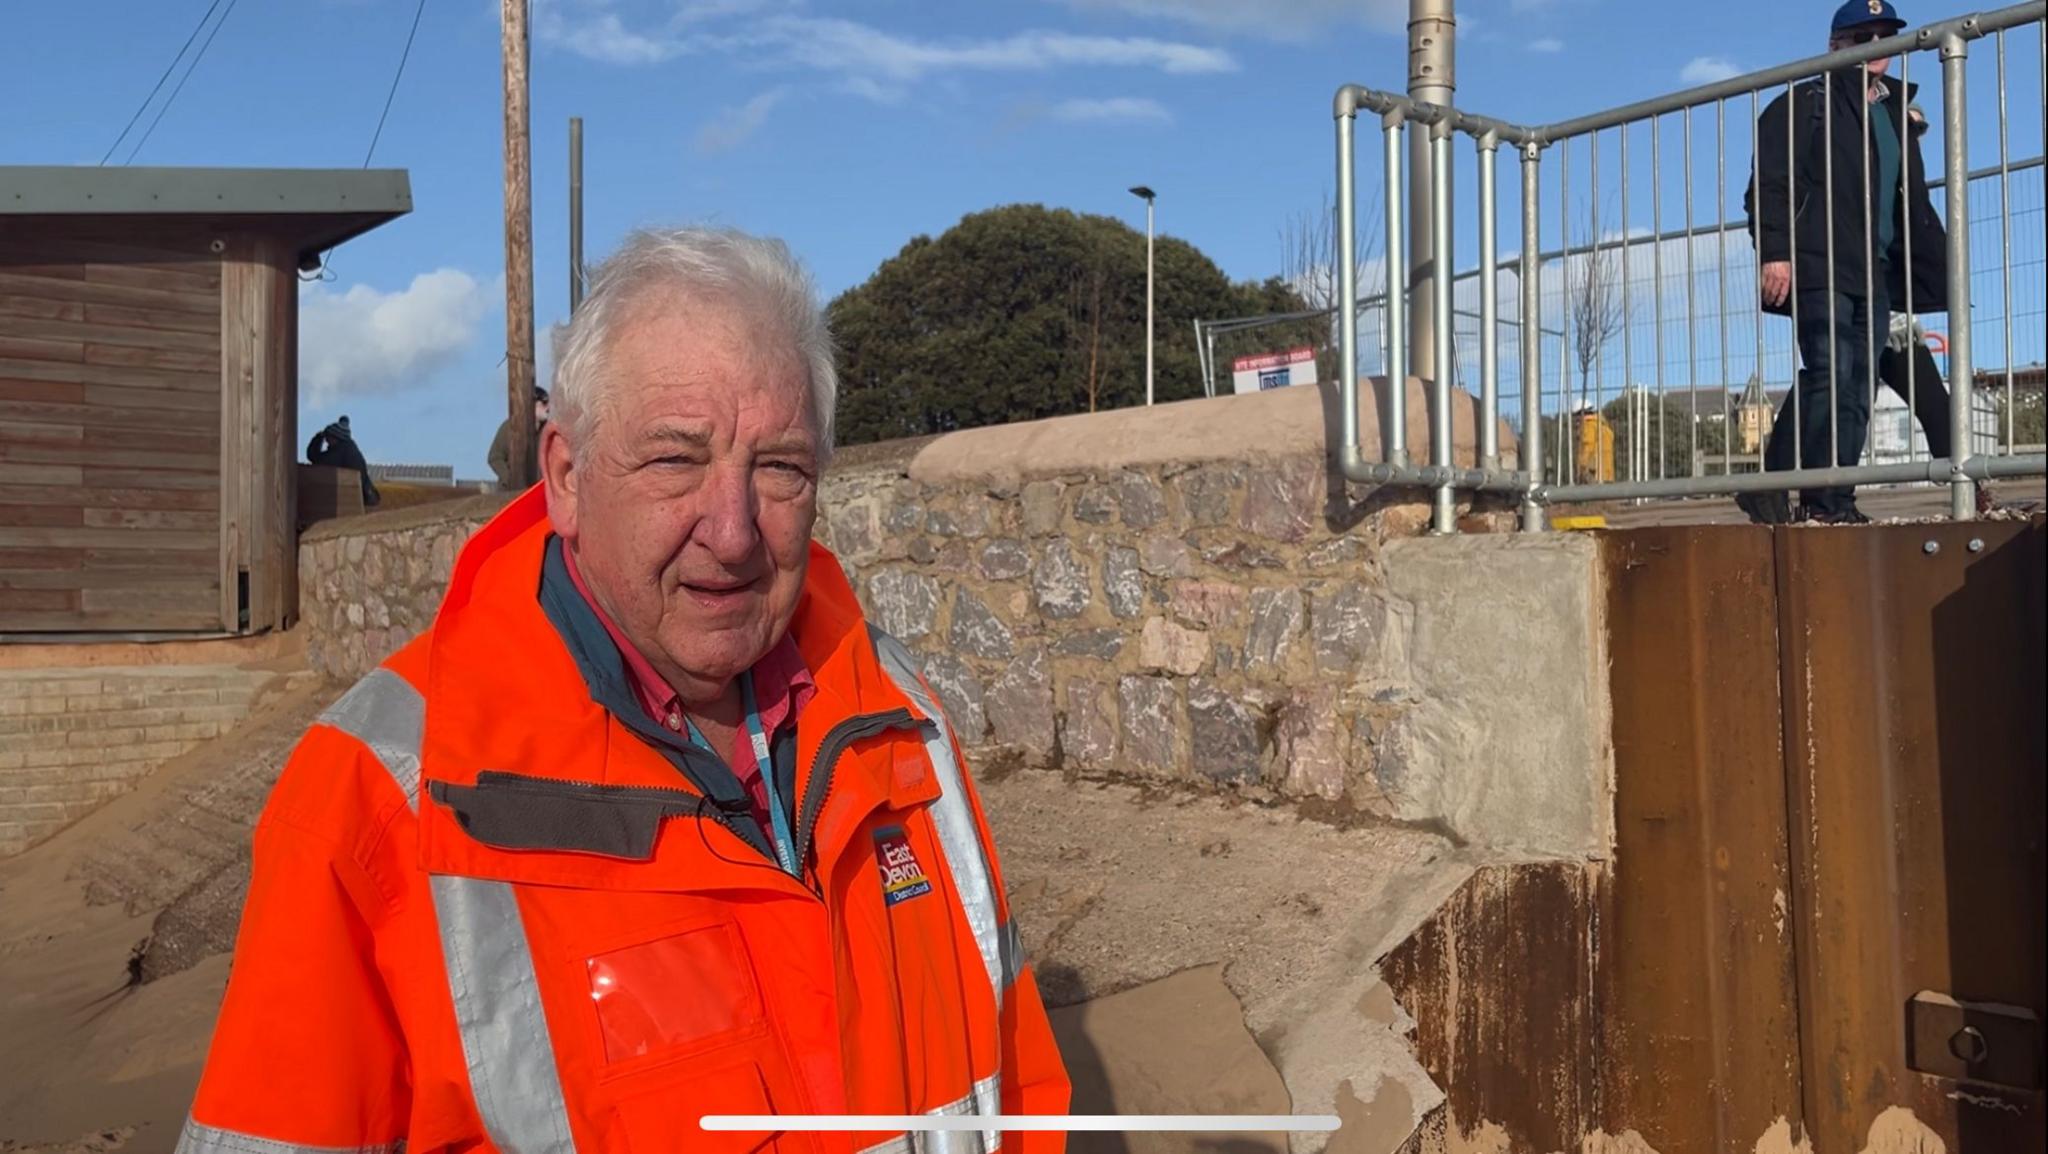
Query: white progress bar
702,1115,1341,1133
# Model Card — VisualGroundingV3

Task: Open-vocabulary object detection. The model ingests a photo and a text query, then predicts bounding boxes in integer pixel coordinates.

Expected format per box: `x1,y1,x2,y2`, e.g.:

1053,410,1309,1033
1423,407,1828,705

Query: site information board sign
1231,346,1318,395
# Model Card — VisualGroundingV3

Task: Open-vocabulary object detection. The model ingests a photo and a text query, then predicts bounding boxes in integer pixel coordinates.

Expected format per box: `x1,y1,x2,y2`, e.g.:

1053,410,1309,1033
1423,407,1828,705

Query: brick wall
0,665,288,857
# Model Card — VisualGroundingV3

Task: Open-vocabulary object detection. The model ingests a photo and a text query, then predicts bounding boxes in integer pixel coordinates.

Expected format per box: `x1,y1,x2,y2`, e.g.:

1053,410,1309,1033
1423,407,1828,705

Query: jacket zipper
794,708,930,877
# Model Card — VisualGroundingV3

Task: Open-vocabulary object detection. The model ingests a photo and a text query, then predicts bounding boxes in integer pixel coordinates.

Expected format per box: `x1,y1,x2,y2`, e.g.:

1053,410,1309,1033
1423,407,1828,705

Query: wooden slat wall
0,224,226,633
218,234,298,633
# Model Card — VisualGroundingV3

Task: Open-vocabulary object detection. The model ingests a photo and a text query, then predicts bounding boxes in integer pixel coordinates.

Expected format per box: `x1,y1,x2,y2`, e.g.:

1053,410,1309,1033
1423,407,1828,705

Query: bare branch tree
1065,259,1108,413
1567,239,1627,403
1279,186,1382,313
1556,206,1630,483
1278,185,1383,381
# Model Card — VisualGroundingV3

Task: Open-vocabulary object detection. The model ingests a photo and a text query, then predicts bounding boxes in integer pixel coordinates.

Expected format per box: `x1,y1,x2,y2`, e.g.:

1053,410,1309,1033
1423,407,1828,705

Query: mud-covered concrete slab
980,770,1476,1152
1050,965,1289,1154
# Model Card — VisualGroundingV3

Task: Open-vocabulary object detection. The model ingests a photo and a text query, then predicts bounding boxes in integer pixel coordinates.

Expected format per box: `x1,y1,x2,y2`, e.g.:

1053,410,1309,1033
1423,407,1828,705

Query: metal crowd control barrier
1334,1,2048,531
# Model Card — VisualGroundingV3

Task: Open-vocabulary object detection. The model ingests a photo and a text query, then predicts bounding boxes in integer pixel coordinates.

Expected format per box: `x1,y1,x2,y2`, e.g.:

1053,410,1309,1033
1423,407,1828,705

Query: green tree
1993,385,2046,448
1598,391,1732,481
829,204,1318,446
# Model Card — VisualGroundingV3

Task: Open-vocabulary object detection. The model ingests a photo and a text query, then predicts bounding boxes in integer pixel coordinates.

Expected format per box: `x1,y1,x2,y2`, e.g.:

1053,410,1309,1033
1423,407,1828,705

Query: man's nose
692,462,761,563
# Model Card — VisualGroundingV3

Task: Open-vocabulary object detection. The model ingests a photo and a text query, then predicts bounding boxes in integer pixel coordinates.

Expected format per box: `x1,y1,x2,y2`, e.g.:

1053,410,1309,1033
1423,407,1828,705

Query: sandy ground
1,681,1466,1154
0,675,339,1153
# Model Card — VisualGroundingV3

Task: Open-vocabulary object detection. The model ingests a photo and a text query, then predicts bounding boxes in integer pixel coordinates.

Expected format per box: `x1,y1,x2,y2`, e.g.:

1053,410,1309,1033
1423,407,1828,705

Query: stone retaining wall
297,384,1610,855
298,494,508,681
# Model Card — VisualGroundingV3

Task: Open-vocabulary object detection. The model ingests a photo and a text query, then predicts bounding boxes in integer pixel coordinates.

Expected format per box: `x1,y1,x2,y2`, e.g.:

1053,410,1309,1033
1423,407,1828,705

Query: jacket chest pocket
569,916,816,1153
580,918,767,1070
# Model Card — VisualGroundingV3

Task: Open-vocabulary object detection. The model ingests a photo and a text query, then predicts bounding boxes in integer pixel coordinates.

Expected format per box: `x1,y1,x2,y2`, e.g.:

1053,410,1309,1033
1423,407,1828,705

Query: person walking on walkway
1743,0,1950,524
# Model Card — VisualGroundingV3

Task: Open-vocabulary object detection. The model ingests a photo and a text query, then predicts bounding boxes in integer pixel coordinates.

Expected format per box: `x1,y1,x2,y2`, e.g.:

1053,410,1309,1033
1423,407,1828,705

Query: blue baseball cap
1833,0,1907,35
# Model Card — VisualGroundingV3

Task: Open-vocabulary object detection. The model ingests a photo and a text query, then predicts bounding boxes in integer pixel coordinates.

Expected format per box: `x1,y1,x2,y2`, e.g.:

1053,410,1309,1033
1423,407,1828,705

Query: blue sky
3,0,2039,473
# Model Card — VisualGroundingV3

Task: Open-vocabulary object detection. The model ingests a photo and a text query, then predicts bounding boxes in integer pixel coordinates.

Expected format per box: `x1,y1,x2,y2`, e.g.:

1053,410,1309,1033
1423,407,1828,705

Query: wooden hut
1,166,410,638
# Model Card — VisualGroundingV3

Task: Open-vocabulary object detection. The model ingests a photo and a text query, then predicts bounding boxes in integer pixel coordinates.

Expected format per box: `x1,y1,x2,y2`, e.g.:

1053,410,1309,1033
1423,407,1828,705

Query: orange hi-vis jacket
179,490,1069,1154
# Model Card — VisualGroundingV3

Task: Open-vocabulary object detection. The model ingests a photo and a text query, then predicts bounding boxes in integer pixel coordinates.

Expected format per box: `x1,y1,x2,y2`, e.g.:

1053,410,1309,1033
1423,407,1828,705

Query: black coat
306,423,381,507
1744,70,1948,317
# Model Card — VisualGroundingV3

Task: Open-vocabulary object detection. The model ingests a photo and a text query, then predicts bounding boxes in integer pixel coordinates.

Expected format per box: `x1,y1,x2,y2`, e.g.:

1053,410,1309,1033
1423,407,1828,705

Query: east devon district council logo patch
875,827,933,907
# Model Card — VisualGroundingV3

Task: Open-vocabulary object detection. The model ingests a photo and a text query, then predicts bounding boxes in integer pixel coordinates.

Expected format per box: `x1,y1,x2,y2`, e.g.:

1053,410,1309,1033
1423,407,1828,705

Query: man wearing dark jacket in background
1742,0,1949,523
488,386,549,490
305,415,380,508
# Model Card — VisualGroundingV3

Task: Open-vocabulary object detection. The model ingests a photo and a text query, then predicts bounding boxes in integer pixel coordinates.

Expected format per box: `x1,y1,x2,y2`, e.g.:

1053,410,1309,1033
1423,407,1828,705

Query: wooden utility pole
569,117,585,314
502,0,537,489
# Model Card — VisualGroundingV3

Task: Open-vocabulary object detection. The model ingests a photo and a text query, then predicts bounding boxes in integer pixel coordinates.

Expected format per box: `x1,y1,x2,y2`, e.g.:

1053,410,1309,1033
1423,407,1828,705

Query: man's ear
541,421,580,542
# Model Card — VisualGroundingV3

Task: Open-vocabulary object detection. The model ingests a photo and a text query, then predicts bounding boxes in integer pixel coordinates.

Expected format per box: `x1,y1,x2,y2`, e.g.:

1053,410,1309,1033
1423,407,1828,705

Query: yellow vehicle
1575,409,1616,484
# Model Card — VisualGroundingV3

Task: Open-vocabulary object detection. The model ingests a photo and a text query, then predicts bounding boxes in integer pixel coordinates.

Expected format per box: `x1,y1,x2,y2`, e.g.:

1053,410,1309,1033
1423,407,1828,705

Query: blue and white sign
1232,346,1319,396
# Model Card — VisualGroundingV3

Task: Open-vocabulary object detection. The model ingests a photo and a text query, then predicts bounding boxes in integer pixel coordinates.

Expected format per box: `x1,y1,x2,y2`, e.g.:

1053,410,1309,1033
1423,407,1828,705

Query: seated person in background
305,415,380,508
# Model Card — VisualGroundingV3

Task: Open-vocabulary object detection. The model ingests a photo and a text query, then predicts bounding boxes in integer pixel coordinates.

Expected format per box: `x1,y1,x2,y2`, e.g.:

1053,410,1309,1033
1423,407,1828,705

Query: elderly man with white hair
178,228,1070,1154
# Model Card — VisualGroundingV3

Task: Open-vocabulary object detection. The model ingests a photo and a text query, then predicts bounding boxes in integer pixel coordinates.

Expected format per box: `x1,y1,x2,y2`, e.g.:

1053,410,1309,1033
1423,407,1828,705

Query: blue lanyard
685,671,799,876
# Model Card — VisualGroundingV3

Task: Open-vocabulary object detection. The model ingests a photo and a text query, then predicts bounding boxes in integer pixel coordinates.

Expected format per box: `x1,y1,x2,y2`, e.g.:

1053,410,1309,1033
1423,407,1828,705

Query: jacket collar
1808,69,1917,107
415,488,939,892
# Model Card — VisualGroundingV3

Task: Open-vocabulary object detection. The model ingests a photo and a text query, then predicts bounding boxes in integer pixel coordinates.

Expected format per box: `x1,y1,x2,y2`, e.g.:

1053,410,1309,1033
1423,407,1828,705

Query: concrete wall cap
907,379,1517,487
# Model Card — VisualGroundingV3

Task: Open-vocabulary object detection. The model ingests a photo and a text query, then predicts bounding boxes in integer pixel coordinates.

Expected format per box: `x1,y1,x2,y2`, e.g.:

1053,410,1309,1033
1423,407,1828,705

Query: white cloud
1048,96,1174,125
534,4,1236,99
301,270,492,405
837,75,909,104
675,0,786,22
534,0,690,65
1054,0,1403,38
1681,56,1743,85
696,87,790,152
1528,36,1564,53
757,17,1235,84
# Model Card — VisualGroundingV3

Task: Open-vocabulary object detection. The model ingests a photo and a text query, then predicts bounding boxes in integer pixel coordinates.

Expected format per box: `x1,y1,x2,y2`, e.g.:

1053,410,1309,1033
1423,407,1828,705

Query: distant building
1734,376,1776,456
369,463,456,486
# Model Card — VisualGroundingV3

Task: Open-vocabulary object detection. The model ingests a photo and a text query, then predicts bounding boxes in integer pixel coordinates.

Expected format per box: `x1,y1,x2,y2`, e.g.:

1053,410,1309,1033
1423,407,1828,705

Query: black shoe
1736,491,1792,525
1800,501,1870,525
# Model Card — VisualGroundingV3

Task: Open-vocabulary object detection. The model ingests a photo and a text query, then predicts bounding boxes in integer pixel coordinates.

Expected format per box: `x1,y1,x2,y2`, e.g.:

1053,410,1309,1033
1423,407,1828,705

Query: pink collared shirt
562,546,815,830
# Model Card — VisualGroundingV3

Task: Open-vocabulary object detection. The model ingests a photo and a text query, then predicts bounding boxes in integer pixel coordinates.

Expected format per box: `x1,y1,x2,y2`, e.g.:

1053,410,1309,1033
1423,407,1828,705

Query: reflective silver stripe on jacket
854,1073,1007,1154
317,668,425,809
872,632,1021,1008
430,873,577,1154
173,1118,403,1154
322,665,575,1153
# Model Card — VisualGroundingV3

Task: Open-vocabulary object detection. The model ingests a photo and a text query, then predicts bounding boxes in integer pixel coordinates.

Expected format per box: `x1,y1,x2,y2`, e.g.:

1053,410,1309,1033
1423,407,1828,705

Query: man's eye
762,461,810,476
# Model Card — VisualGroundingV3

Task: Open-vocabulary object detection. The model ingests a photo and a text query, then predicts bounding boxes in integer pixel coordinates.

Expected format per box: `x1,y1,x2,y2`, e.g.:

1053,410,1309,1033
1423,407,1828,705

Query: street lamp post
1129,185,1156,406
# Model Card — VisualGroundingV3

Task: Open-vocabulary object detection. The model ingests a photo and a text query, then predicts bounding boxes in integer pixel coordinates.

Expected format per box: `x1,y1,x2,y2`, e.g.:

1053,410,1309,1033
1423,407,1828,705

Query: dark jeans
1877,339,1954,461
1765,287,1890,513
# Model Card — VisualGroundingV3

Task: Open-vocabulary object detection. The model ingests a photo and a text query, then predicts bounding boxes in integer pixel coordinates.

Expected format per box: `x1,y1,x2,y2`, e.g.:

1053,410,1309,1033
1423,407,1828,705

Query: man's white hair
550,227,837,461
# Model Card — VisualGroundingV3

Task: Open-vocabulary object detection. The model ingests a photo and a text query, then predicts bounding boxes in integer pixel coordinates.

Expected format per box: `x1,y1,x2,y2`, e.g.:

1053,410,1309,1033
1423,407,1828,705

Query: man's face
1831,29,1894,77
543,297,821,705
536,398,551,423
